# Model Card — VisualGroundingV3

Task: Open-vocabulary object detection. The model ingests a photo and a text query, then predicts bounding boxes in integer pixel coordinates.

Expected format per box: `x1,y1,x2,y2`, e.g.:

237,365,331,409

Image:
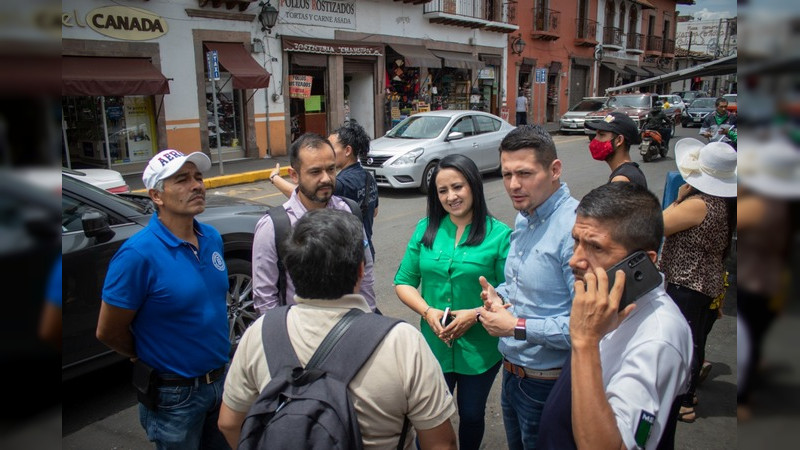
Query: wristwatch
514,318,527,341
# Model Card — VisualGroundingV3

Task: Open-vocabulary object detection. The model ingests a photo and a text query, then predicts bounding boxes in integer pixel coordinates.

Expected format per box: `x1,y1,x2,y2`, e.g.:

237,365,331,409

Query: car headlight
391,148,424,166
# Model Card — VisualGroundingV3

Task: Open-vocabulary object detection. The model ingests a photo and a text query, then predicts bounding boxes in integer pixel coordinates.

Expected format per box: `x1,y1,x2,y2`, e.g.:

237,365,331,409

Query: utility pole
686,31,692,90
712,19,723,95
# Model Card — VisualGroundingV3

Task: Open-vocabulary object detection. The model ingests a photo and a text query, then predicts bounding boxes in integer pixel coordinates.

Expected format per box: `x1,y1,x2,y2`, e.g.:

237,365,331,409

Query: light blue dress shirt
496,182,578,370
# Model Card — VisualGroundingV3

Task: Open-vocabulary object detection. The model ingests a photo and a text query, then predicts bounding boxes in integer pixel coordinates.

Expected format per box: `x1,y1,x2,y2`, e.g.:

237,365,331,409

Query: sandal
692,394,698,406
678,406,696,423
698,361,712,384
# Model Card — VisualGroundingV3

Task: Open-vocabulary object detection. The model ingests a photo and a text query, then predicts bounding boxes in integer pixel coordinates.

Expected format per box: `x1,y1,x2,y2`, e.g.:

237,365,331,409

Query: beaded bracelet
423,305,432,319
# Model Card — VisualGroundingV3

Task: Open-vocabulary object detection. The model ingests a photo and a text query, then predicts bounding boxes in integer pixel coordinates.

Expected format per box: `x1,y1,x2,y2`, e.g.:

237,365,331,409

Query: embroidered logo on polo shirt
212,252,225,271
635,410,655,448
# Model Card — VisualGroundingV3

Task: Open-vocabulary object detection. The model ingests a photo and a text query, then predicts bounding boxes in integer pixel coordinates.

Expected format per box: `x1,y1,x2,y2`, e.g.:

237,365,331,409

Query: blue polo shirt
335,162,378,256
102,214,230,377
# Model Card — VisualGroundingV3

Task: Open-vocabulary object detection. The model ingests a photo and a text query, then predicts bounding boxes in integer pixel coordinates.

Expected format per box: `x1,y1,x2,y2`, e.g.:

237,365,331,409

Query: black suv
62,172,266,380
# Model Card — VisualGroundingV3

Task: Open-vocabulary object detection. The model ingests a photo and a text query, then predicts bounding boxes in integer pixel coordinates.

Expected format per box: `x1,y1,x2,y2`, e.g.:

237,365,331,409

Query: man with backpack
219,209,457,449
252,133,377,314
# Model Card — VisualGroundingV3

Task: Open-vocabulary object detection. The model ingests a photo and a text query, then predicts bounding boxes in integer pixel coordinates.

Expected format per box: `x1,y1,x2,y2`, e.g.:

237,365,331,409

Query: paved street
64,126,739,449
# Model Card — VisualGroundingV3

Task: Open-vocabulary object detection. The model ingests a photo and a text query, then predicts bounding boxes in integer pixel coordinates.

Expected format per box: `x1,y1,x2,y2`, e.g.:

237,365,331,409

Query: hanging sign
289,75,313,98
535,68,547,84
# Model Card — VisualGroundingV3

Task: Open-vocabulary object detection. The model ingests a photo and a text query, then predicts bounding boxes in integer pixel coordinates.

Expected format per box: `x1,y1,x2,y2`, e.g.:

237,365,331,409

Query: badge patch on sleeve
634,411,655,448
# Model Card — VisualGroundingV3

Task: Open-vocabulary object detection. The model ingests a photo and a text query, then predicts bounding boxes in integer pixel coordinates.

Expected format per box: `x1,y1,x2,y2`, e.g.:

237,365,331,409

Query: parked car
63,167,130,194
62,172,266,380
584,93,660,136
681,97,717,127
723,93,737,114
362,110,515,193
672,90,707,104
559,97,608,134
659,94,686,119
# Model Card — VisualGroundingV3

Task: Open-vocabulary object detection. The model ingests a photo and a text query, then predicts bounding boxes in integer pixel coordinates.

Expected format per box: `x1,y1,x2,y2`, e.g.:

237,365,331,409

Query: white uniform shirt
600,280,692,449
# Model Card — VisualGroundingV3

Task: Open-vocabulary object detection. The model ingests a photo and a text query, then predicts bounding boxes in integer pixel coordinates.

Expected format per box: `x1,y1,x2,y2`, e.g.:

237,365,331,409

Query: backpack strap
313,311,403,385
261,305,301,378
267,206,291,306
340,196,363,225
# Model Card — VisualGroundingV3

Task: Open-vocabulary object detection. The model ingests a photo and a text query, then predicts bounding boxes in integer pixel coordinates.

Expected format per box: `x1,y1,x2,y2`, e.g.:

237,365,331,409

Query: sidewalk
123,122,562,192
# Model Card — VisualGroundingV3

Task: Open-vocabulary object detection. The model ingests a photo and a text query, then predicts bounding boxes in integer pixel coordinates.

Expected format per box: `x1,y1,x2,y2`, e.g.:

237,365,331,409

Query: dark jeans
501,370,557,450
667,283,713,407
138,375,229,450
443,361,501,450
516,112,527,126
737,289,777,404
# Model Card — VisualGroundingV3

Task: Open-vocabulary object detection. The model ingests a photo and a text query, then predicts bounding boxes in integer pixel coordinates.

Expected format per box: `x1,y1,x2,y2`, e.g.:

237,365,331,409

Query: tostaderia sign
63,6,168,41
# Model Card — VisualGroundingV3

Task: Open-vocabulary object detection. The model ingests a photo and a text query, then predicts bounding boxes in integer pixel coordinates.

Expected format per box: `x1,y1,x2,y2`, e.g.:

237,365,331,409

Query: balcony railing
576,18,598,41
626,33,644,52
533,7,560,33
662,38,676,55
603,26,623,47
423,0,516,31
646,35,663,53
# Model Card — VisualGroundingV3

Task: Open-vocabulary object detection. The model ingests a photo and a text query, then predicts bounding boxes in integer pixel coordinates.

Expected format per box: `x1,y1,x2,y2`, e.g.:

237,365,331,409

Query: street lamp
258,1,278,34
511,34,525,56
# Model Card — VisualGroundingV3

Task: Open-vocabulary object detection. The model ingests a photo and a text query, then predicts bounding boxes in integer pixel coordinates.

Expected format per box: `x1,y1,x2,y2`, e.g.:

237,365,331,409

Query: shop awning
601,62,626,74
430,50,485,70
625,65,650,77
480,54,502,66
643,66,668,76
62,56,170,96
204,42,271,89
389,44,441,68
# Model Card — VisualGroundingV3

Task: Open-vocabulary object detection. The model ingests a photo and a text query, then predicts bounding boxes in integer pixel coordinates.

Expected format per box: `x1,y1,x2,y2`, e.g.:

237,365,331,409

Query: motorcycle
639,118,673,162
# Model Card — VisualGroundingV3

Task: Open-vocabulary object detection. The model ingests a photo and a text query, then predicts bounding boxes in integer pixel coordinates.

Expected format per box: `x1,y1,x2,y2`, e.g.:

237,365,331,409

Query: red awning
204,42,271,89
62,56,170,96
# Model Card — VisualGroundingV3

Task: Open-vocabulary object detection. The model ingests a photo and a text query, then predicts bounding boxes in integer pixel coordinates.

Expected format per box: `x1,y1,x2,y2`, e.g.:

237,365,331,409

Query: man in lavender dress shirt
251,133,376,314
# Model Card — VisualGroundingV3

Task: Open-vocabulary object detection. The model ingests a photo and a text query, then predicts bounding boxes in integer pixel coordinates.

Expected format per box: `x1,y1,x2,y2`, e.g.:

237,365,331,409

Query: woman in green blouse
395,154,511,450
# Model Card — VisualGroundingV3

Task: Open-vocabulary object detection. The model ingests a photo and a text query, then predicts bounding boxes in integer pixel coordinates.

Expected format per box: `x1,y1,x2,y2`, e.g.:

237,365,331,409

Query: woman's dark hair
422,154,489,248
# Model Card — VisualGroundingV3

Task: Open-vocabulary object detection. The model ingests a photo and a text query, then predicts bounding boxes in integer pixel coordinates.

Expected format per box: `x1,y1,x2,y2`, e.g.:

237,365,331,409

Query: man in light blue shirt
479,124,578,449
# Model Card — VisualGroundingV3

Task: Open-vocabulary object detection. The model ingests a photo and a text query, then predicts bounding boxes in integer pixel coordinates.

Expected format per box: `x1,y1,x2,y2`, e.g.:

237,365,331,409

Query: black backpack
268,197,362,306
238,307,409,450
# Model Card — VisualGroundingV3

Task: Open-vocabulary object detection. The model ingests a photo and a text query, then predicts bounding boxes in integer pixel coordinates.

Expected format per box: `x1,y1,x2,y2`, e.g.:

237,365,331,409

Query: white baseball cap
142,149,212,190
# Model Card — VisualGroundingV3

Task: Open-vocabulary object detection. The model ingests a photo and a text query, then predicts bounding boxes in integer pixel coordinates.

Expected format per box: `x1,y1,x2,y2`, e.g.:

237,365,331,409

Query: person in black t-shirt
585,112,648,189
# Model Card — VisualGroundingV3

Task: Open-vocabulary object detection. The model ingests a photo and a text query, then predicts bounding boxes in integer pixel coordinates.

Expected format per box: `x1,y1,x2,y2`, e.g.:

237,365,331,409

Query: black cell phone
132,359,159,410
606,250,662,311
441,307,455,327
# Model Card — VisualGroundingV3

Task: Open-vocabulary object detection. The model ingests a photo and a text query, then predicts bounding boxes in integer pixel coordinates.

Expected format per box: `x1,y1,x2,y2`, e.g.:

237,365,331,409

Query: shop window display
205,73,245,150
63,95,157,167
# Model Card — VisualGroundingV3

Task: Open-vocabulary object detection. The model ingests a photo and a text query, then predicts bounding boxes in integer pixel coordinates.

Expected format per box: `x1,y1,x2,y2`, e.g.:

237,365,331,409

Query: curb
131,166,290,194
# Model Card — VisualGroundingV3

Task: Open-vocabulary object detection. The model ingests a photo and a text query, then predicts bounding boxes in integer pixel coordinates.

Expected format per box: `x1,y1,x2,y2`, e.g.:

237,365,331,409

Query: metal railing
646,35,663,52
533,7,560,33
627,32,644,51
662,38,675,54
603,26,623,46
576,18,598,40
423,0,513,24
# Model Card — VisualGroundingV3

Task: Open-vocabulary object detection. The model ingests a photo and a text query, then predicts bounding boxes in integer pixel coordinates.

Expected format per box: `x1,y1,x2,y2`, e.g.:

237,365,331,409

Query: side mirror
446,131,465,141
82,209,115,243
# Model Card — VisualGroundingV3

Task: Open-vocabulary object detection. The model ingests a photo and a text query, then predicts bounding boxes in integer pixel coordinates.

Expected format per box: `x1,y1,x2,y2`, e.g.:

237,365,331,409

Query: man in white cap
97,149,232,450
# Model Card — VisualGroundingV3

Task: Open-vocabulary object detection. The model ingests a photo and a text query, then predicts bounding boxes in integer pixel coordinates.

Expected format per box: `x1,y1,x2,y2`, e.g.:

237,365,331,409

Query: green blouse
394,215,511,375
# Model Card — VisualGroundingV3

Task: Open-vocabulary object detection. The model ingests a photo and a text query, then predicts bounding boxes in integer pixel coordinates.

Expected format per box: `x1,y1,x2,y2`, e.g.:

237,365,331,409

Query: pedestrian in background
97,149,231,450
271,120,379,257
516,89,528,126
659,139,737,424
478,124,578,449
585,111,647,188
394,154,511,450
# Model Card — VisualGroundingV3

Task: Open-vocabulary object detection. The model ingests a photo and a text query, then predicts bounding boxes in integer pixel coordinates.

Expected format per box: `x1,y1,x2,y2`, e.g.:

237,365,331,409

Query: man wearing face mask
585,112,647,189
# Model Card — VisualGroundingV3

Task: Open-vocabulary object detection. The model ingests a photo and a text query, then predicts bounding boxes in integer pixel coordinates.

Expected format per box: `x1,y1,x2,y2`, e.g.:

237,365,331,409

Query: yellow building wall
165,119,202,152
255,113,288,157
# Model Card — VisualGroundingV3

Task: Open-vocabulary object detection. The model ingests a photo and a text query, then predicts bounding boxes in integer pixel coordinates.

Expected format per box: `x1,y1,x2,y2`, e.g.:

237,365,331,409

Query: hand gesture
569,267,635,347
479,276,507,311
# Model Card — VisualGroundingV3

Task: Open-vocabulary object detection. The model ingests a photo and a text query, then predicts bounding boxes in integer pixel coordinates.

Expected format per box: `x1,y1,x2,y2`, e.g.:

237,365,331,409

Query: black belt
156,365,227,387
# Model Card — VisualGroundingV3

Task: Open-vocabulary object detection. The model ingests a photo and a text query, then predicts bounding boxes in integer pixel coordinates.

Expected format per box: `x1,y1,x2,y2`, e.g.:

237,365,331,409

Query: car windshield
607,96,650,108
571,99,606,111
684,92,702,101
386,116,450,139
690,98,716,108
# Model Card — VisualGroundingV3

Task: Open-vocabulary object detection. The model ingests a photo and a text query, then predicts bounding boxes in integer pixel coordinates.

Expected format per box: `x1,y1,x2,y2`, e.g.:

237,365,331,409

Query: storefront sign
63,6,168,41
122,97,157,162
500,106,509,121
283,38,382,56
289,75,313,98
415,102,430,113
478,68,496,79
280,0,357,30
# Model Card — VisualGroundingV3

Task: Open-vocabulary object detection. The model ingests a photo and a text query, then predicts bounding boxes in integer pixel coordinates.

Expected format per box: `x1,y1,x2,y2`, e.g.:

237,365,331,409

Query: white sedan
63,167,130,193
362,110,515,193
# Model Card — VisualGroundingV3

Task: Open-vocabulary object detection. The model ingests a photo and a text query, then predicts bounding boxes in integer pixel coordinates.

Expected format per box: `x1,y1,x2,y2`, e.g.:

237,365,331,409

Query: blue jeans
443,361,502,450
501,370,557,450
138,375,230,450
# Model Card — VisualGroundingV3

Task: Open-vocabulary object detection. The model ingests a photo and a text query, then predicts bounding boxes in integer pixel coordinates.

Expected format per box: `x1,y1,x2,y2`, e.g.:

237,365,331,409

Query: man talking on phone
537,182,692,449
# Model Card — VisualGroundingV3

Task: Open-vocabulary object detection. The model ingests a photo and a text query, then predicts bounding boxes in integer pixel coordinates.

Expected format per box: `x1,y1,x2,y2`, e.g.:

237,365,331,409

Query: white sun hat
674,138,737,197
738,135,800,199
142,149,212,190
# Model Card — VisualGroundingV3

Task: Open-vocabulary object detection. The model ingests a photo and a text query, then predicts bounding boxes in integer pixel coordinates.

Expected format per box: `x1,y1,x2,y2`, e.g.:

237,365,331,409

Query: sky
678,0,736,21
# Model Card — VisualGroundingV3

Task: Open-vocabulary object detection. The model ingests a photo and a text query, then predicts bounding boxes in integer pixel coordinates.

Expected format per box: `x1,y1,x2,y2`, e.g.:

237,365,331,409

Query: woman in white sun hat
658,138,737,424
